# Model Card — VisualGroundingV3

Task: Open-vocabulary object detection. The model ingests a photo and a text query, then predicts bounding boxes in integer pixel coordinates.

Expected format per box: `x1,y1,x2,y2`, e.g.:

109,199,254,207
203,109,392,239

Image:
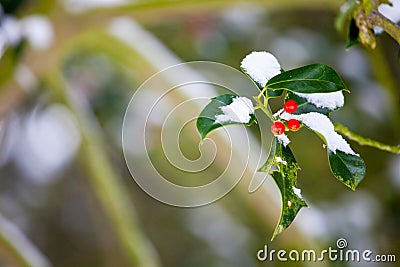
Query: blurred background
0,0,399,266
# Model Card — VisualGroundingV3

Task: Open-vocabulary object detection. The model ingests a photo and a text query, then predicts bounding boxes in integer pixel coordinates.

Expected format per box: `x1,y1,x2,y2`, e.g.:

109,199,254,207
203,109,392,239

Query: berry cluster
271,100,301,135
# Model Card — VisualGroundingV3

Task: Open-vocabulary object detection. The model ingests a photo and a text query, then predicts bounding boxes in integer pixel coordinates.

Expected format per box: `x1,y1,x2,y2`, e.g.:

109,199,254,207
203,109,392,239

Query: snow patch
241,51,281,87
215,97,254,124
294,91,344,110
293,186,303,199
275,156,287,165
276,133,290,147
20,16,54,50
280,112,357,155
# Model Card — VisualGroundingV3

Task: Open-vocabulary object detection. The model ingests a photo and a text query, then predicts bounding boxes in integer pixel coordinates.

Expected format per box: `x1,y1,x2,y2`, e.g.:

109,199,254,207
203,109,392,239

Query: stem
367,10,400,45
335,123,400,154
361,0,400,46
253,96,273,120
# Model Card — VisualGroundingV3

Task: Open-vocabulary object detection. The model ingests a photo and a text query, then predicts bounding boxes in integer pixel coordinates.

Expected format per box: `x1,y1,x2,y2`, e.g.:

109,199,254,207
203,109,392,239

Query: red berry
271,121,285,135
284,100,298,113
287,119,301,131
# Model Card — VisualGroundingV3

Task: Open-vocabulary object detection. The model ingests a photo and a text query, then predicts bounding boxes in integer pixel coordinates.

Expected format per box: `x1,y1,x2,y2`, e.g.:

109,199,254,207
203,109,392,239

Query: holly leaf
258,138,278,173
265,64,349,94
266,88,284,98
328,150,365,190
196,94,256,140
258,138,307,240
295,113,366,190
248,138,278,193
347,18,360,48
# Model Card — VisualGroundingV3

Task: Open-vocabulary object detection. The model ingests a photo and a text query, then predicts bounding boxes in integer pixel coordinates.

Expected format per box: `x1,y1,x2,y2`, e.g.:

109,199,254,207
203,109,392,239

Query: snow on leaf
292,186,303,199
280,111,357,155
275,156,287,165
276,133,290,147
240,51,281,87
197,94,256,140
214,97,254,124
293,91,344,110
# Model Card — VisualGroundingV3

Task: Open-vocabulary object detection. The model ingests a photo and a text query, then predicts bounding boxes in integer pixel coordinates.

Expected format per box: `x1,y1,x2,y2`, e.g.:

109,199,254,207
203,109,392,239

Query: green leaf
328,150,366,190
285,91,333,116
347,18,360,48
296,113,366,190
247,139,278,193
196,94,256,140
265,64,349,94
259,138,307,240
258,138,278,173
266,88,284,98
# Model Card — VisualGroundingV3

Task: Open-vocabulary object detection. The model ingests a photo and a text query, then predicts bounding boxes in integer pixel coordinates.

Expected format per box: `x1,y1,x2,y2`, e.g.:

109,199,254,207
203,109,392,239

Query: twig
335,123,400,154
363,0,400,45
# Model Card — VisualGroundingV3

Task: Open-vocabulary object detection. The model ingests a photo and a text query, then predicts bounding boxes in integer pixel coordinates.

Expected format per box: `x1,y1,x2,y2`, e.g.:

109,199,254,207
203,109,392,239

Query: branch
362,0,400,46
368,10,400,44
335,123,400,154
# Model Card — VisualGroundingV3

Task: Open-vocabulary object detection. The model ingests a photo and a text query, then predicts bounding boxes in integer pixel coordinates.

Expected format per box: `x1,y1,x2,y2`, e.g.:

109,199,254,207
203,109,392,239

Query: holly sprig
196,51,397,240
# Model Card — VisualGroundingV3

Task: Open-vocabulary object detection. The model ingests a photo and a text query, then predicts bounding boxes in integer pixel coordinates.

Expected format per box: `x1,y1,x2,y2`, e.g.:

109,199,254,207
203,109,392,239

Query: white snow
240,51,281,87
293,186,303,199
0,14,54,59
375,0,400,34
0,16,22,45
20,16,54,50
215,97,254,124
280,111,358,155
275,156,287,165
276,133,290,147
294,91,344,110
0,15,22,59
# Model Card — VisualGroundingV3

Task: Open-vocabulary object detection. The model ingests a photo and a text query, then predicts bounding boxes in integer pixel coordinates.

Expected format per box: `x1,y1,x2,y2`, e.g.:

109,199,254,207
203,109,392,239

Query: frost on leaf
240,51,281,87
215,97,254,124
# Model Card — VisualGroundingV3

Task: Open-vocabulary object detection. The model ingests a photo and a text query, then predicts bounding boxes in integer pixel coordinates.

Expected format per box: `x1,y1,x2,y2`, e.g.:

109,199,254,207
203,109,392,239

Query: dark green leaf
258,138,277,173
266,88,284,98
266,64,349,94
328,150,366,190
258,138,307,240
196,94,256,140
299,116,366,190
247,139,278,193
347,18,360,48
